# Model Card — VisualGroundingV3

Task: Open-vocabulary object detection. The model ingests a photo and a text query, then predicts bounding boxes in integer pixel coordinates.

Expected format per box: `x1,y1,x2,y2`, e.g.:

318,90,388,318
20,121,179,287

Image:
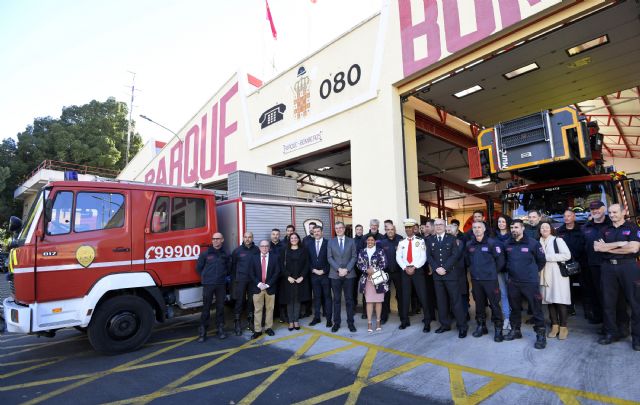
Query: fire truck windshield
503,181,614,224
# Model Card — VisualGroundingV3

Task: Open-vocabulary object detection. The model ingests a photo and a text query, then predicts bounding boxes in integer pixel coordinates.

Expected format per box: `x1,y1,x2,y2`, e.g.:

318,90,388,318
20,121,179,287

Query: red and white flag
265,0,277,40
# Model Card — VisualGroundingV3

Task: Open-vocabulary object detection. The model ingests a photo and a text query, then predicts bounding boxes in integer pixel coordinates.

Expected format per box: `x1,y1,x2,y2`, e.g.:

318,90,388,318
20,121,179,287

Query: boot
197,326,207,343
234,316,242,336
548,324,559,338
472,321,488,338
534,327,547,349
217,325,227,340
504,327,522,341
494,323,504,342
558,326,568,340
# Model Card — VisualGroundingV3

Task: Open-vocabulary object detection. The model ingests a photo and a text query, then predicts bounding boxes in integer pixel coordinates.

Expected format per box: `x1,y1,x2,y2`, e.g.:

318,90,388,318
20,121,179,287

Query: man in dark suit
306,225,332,327
327,221,358,332
250,240,281,339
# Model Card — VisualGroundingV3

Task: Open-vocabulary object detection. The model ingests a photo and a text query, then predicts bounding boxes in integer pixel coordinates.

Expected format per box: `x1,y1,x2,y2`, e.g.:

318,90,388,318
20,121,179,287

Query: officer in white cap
396,218,432,332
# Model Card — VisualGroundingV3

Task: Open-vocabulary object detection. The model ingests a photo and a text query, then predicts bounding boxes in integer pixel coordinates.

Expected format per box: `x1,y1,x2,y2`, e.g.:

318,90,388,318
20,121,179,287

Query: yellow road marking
345,348,377,405
20,337,194,405
558,392,582,405
238,334,320,405
0,335,85,358
449,369,469,404
130,335,269,405
466,378,510,404
0,359,62,379
0,357,58,367
106,341,359,404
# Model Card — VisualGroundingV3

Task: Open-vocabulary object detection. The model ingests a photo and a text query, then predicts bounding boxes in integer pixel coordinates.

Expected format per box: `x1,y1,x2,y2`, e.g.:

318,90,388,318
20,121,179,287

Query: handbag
371,269,389,286
553,238,581,277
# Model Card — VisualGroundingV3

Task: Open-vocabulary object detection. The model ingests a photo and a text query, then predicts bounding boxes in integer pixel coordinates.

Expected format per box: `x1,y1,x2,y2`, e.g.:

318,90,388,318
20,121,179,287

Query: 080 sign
319,64,361,99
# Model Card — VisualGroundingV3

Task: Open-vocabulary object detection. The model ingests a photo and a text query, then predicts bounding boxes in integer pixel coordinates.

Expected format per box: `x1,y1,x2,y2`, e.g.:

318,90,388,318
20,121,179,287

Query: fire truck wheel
88,295,154,354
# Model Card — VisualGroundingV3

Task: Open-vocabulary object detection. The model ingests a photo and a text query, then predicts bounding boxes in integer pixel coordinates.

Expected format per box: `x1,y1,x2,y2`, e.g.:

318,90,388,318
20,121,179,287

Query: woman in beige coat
539,222,572,339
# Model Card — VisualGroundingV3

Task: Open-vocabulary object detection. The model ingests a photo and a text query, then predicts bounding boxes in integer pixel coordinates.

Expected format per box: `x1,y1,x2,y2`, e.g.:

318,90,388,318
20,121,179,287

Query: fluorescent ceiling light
566,35,609,56
467,177,491,187
431,74,451,84
503,62,539,79
316,166,332,172
453,85,483,99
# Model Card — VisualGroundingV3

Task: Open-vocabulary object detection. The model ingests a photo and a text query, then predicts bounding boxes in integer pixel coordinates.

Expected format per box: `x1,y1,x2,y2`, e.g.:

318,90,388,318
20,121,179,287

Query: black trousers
233,280,254,317
331,277,355,325
587,264,604,320
459,267,470,315
601,260,639,340
311,275,332,320
471,279,503,326
401,269,432,324
508,280,544,330
425,270,437,320
590,264,629,325
201,284,226,329
434,278,467,329
382,271,403,320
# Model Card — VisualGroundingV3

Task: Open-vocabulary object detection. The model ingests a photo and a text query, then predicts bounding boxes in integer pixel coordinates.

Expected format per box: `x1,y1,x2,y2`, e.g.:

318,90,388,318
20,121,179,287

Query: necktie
438,236,442,243
261,255,267,283
407,237,413,264
339,238,344,251
316,240,320,255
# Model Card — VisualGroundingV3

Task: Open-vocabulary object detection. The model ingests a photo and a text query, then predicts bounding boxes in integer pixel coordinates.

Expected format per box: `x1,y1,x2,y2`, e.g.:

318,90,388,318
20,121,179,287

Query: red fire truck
3,180,218,353
468,107,640,225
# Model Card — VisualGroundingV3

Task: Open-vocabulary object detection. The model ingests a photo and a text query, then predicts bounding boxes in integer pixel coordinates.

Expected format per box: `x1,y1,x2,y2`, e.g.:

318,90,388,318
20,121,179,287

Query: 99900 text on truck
3,181,218,354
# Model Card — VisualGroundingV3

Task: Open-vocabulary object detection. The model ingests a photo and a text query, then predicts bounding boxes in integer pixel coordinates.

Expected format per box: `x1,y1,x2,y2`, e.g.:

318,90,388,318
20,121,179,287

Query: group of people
194,203,640,352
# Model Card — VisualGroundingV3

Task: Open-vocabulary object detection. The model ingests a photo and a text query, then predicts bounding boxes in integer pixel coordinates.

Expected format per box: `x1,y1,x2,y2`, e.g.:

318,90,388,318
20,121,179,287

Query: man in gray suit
327,221,358,333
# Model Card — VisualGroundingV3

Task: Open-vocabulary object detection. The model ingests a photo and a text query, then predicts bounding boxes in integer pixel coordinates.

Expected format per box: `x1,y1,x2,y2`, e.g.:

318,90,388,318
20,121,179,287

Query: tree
0,98,143,226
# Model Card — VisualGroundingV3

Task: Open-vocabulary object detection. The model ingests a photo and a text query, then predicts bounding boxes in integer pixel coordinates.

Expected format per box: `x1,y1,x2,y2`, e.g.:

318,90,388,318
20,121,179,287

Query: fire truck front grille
497,112,547,149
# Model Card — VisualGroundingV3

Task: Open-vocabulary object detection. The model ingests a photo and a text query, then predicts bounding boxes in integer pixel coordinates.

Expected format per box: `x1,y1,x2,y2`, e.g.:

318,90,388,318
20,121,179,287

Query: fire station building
118,0,640,231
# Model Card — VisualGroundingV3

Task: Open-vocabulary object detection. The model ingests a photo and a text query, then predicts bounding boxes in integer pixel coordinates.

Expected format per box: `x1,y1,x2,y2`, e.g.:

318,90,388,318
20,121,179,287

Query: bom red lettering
156,157,167,185
169,142,183,186
144,169,155,183
399,0,549,78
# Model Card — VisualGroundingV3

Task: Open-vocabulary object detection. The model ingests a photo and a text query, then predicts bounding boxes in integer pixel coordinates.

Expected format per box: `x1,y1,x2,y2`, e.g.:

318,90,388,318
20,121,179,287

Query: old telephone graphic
259,103,286,129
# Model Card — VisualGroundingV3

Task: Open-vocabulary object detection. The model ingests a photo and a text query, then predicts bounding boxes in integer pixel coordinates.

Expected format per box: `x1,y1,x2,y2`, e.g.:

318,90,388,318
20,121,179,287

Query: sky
0,0,381,144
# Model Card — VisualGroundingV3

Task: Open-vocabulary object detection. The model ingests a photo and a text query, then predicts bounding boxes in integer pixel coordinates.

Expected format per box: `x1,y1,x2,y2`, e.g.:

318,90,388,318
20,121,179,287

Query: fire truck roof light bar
503,62,540,80
453,85,483,99
566,34,609,57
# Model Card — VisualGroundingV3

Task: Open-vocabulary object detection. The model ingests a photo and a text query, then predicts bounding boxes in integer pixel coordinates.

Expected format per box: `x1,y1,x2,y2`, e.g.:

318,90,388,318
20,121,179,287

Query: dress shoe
534,328,547,349
251,331,263,339
494,328,504,342
472,322,488,338
598,334,618,345
309,318,321,326
265,328,275,336
458,328,468,338
326,320,333,328
381,318,388,325
331,324,340,333
399,323,408,330
361,314,367,319
504,328,522,341
633,340,640,351
348,324,357,333
216,326,227,340
435,327,451,334
423,324,431,333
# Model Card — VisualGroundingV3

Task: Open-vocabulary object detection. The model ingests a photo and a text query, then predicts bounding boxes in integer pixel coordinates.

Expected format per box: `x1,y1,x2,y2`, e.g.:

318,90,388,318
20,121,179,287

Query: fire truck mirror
8,216,22,234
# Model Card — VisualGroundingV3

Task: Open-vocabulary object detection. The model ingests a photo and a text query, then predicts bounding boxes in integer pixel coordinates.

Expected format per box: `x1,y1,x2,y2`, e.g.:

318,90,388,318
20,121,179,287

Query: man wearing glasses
196,232,231,342
250,241,281,339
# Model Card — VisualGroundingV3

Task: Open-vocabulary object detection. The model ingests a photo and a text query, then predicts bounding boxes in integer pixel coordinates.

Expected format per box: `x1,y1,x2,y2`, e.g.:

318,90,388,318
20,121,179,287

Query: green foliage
0,98,143,226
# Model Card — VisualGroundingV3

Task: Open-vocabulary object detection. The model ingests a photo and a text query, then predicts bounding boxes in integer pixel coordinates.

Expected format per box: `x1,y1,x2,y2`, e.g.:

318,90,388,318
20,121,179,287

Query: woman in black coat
279,232,310,331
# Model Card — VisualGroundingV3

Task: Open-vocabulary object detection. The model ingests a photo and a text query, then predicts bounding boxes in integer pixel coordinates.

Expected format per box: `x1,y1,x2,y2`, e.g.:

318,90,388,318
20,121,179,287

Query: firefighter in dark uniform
449,220,470,319
503,219,548,349
378,223,403,324
465,222,505,342
582,201,629,332
231,232,260,335
426,218,468,338
594,203,640,351
196,232,231,342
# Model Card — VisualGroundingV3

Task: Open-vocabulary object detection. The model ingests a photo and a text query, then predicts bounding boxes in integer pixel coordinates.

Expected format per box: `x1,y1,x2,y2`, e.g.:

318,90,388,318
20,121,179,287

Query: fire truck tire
88,295,154,354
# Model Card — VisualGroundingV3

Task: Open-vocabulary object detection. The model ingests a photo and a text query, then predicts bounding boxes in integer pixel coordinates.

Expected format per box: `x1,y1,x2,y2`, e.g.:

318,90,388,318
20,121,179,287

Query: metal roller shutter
245,203,292,244
295,206,332,239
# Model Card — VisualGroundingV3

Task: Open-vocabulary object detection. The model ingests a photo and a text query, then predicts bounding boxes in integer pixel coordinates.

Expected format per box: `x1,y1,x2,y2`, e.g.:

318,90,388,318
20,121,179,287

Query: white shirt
396,236,427,270
366,246,376,262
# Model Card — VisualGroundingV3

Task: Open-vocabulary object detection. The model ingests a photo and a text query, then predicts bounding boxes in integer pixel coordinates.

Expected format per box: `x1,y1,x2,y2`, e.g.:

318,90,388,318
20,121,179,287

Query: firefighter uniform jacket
504,235,546,283
426,233,463,281
464,236,505,280
196,246,231,285
396,236,427,270
231,243,260,282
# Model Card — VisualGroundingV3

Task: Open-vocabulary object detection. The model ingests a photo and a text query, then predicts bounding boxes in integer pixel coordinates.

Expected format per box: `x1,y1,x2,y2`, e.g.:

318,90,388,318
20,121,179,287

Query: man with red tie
396,218,432,332
250,240,281,339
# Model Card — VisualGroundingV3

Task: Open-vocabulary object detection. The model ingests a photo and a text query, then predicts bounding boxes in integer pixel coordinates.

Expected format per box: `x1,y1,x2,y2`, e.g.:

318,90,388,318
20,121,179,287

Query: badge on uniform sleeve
76,245,96,268
622,230,630,236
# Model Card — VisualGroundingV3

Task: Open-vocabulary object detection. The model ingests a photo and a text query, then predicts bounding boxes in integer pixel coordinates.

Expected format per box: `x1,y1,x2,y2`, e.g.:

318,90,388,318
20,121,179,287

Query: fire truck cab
4,180,217,353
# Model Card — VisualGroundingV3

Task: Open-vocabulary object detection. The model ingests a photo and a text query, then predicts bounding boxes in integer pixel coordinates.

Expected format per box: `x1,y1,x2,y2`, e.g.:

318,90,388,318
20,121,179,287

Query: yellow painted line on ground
300,327,638,405
557,392,582,405
345,348,377,405
19,337,194,405
238,334,321,405
0,335,85,359
129,335,269,405
0,359,62,379
0,357,58,367
465,378,510,404
106,338,359,404
449,369,469,404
